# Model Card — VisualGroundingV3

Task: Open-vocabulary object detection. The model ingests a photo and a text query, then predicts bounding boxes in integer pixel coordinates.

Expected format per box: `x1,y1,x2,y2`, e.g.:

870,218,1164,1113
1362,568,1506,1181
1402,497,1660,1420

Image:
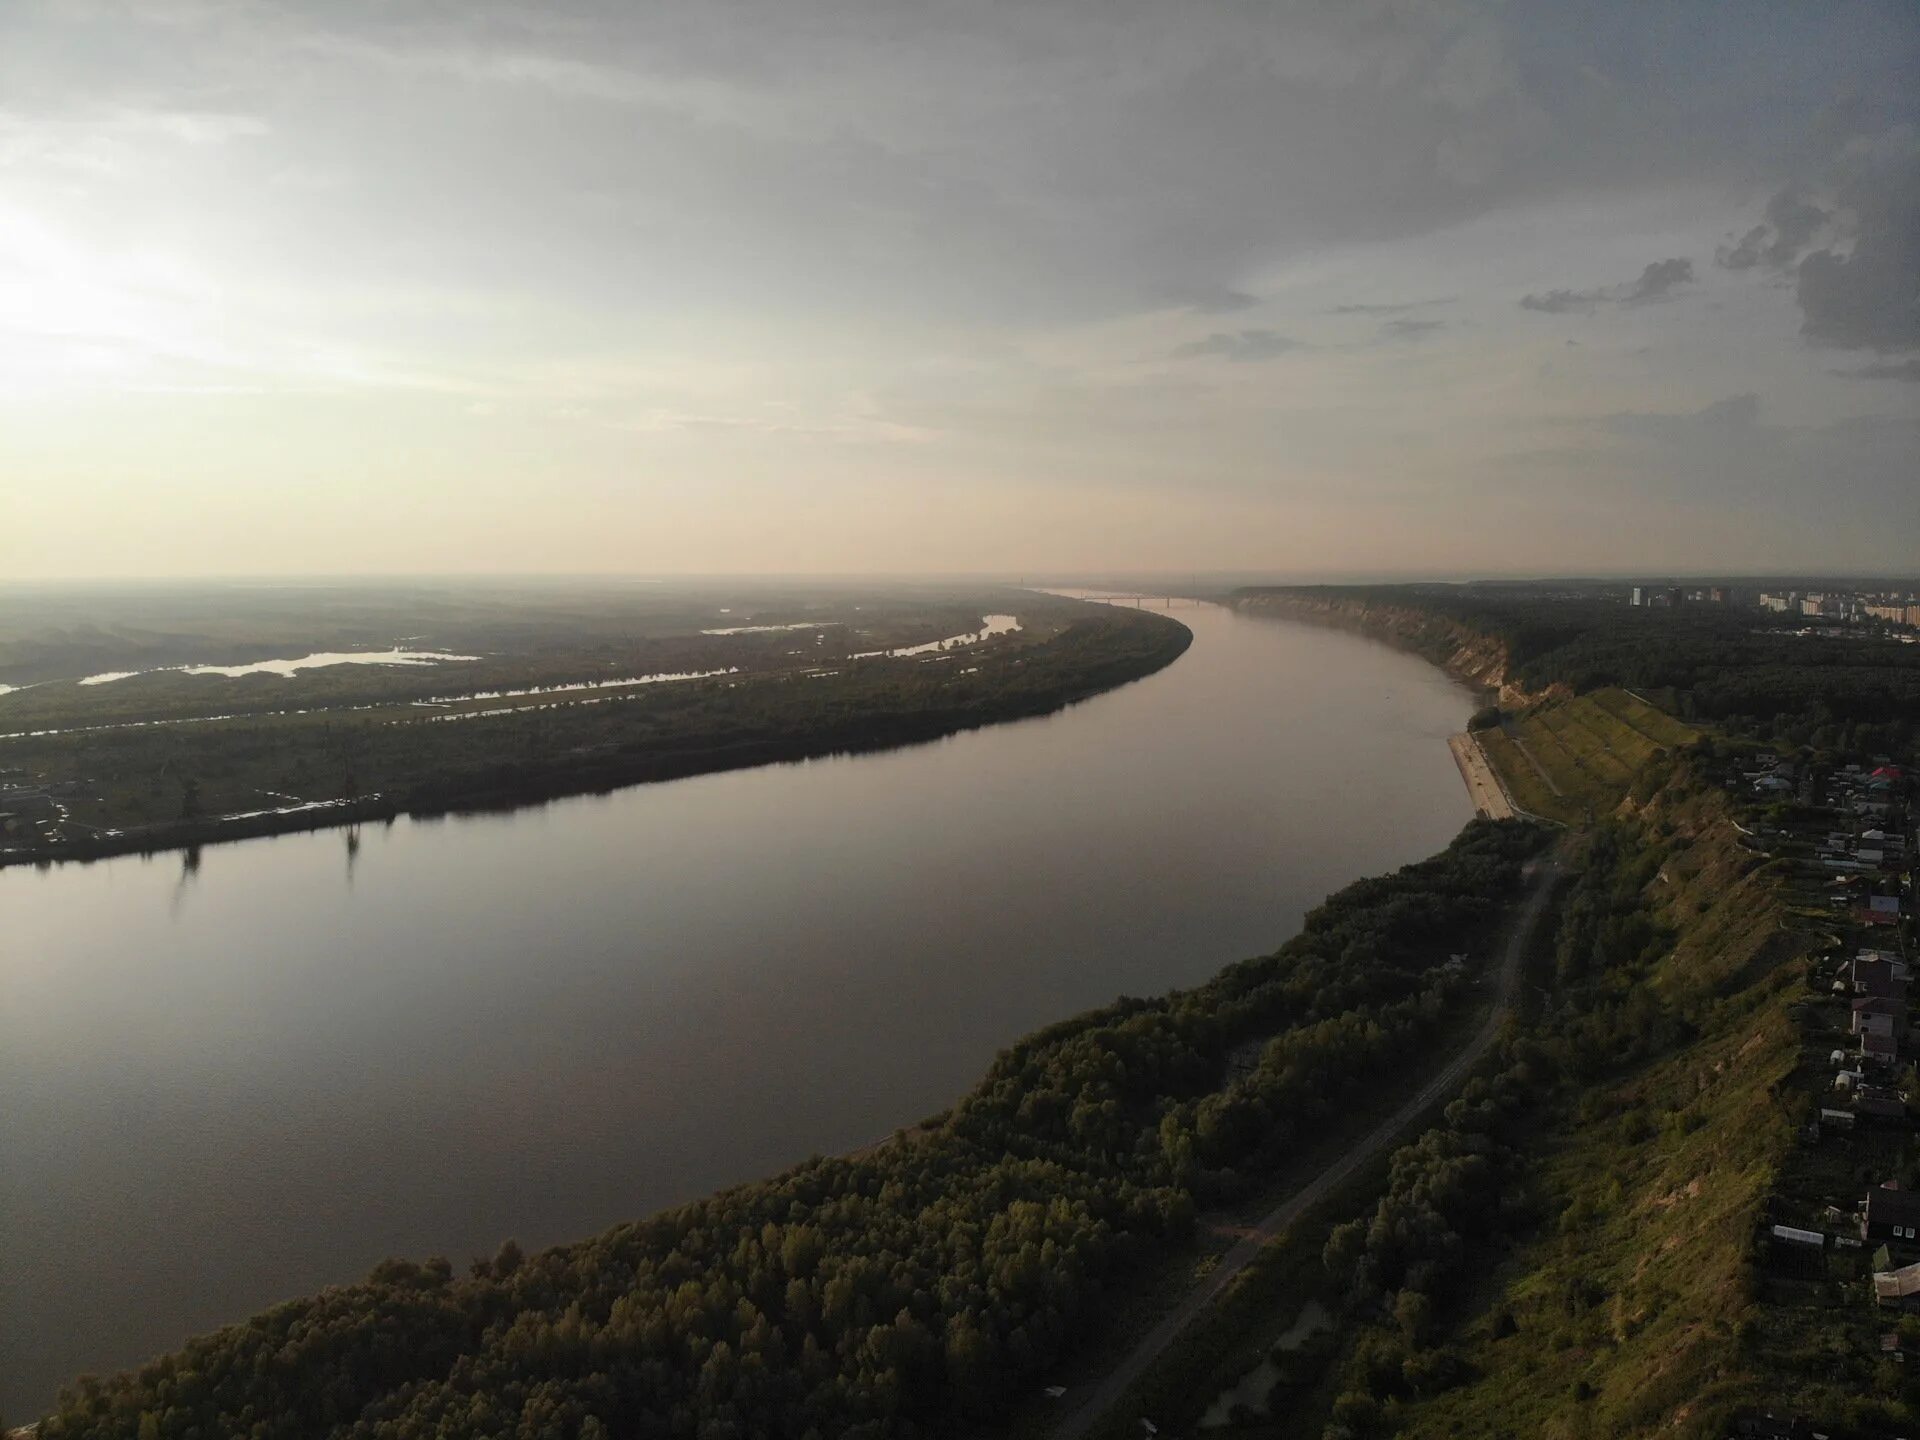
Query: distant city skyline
2,1,1916,578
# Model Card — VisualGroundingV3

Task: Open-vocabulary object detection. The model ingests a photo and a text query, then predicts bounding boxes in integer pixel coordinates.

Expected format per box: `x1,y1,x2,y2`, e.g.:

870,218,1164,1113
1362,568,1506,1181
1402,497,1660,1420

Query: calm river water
0,600,1475,1417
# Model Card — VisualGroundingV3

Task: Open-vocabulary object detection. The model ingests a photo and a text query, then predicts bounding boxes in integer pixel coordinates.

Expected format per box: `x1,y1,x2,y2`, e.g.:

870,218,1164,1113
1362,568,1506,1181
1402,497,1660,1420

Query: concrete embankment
1448,731,1515,820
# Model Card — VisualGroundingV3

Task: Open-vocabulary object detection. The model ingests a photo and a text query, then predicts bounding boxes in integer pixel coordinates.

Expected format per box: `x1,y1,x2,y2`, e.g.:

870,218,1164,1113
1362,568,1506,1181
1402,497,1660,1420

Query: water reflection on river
0,600,1473,1417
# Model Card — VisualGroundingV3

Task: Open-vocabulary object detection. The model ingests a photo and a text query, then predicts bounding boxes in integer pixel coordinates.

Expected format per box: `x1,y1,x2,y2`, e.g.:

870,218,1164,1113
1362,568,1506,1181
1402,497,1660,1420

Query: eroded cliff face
1232,591,1552,708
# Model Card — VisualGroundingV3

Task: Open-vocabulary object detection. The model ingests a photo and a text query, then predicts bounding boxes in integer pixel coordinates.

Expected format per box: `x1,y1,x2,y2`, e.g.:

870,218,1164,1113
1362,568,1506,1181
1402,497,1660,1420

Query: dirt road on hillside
1054,855,1562,1439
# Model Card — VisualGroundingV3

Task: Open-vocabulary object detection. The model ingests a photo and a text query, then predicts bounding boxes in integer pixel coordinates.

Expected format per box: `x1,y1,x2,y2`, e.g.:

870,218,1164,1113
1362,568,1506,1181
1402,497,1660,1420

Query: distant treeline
1238,585,1920,753
41,819,1545,1440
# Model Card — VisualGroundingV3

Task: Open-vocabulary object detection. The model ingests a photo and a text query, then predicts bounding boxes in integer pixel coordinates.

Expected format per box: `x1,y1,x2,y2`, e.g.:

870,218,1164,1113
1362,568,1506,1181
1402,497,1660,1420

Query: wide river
0,600,1475,1418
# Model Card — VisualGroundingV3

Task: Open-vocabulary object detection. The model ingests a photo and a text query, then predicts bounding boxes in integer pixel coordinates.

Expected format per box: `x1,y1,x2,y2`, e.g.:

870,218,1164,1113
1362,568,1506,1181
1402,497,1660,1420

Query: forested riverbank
2,603,1190,868
1235,583,1920,751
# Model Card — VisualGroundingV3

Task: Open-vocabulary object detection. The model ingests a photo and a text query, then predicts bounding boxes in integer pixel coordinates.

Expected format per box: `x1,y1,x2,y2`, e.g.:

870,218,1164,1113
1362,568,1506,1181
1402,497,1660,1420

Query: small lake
0,601,1475,1418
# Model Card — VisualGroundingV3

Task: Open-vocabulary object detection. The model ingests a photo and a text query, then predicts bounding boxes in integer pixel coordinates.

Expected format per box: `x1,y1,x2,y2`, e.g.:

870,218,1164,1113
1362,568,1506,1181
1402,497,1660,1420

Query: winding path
1054,854,1562,1438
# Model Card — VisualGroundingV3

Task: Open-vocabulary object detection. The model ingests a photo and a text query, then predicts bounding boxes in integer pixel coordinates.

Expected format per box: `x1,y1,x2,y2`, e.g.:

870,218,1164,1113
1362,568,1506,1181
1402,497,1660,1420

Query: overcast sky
2,0,1916,579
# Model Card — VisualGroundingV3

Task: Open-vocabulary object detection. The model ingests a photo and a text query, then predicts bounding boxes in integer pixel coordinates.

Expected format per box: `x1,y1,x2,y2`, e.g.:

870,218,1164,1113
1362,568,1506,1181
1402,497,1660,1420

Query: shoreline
1,624,1192,871
1228,590,1508,823
1229,587,1538,706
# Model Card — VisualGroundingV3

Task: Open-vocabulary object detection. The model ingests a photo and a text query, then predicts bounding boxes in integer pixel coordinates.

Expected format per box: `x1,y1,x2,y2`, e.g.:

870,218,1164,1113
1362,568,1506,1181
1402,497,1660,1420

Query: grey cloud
1622,257,1694,301
1713,121,1919,353
1795,150,1920,351
1173,329,1304,362
1519,288,1596,315
1599,392,1760,439
1510,394,1920,538
1717,225,1769,270
1835,357,1920,381
1328,298,1453,315
10,0,1913,334
1163,284,1260,315
1379,318,1446,340
1716,187,1829,269
1519,288,1595,315
1520,257,1694,313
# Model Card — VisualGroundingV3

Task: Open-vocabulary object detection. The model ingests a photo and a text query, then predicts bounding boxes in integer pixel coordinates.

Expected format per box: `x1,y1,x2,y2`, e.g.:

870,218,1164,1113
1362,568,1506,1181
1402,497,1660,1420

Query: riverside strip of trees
41,821,1545,1440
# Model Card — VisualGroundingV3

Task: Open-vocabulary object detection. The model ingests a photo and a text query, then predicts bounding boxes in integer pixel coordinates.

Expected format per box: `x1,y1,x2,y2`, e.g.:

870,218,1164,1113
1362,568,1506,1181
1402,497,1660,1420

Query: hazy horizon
6,568,1920,589
3,1,1916,579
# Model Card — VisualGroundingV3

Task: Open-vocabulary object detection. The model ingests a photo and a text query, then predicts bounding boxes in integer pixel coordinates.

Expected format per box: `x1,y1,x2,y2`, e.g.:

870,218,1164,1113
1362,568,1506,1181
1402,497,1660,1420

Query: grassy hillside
1402,781,1807,1437
1480,688,1698,827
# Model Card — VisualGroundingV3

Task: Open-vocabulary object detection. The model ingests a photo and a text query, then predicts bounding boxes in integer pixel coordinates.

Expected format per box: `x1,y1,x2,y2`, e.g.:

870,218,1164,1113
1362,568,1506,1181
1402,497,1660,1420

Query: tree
1394,1288,1433,1346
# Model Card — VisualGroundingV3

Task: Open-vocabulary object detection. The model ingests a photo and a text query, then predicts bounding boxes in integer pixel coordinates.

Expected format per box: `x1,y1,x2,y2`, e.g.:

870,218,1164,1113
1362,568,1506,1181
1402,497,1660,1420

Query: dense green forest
1237,584,1920,753
39,820,1546,1440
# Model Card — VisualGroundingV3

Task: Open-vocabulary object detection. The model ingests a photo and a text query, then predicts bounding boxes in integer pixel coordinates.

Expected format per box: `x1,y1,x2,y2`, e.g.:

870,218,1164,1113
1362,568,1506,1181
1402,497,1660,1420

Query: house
1863,1183,1920,1244
1849,957,1907,1011
1853,998,1899,1038
1875,1261,1920,1308
1864,1031,1900,1063
1863,896,1903,926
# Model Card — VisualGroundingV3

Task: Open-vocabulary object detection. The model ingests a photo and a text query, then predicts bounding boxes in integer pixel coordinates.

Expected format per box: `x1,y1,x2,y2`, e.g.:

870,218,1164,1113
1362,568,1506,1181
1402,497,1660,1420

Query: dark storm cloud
1520,258,1694,313
1172,329,1304,362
